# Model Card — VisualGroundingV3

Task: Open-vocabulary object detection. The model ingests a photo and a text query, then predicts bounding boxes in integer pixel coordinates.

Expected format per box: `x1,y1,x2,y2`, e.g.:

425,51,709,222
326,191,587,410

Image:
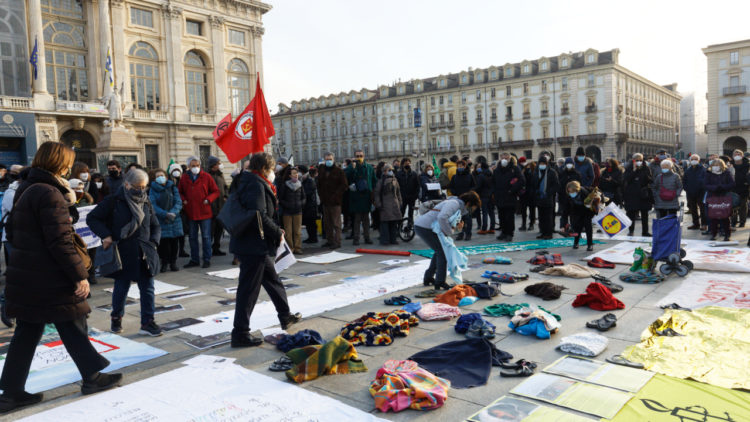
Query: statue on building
101,82,124,127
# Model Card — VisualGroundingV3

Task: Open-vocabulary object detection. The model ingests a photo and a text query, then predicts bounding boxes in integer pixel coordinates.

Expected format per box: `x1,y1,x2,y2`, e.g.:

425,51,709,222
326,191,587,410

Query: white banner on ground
74,205,101,248
180,260,430,337
584,242,750,273
297,251,361,264
19,360,386,422
103,280,186,299
656,271,750,309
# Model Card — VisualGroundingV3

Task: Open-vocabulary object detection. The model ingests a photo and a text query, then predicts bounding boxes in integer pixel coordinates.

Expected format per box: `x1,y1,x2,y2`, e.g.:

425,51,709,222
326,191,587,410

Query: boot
0,391,43,413
518,224,527,232
528,223,535,231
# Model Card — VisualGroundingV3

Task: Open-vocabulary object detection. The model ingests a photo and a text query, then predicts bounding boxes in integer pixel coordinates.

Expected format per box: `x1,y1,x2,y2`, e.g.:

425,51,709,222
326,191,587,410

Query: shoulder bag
707,194,732,219
95,240,122,276
658,174,677,201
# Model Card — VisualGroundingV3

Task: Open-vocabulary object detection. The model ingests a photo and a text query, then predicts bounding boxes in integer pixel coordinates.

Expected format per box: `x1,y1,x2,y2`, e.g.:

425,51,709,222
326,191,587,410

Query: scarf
121,190,146,239
252,170,277,195
54,174,77,206
537,168,548,198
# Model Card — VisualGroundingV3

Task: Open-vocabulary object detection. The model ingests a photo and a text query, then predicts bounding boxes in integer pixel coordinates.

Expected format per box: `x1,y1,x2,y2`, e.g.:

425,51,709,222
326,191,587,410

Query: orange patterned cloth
434,285,478,306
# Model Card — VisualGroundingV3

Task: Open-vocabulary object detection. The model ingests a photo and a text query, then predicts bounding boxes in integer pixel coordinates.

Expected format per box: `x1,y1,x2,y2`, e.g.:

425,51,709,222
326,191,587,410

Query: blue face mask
539,165,547,171
325,160,333,167
658,154,667,160
569,192,578,198
457,167,465,173
661,168,669,174
156,176,167,185
577,156,585,162
476,168,482,173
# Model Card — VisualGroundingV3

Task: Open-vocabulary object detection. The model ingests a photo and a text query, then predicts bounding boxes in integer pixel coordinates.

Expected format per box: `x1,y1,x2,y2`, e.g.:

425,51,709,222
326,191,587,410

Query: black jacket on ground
228,172,282,257
448,169,476,197
623,163,653,211
529,167,560,208
492,160,525,209
396,169,420,201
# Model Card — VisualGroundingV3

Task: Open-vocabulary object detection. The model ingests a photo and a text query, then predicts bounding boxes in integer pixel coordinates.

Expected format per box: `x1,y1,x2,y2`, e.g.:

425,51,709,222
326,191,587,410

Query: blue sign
414,108,421,128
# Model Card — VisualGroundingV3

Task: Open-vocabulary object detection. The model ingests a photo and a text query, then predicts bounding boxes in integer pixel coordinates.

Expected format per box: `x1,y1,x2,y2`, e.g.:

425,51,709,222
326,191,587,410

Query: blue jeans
111,276,155,326
415,226,446,284
481,200,496,231
189,219,212,263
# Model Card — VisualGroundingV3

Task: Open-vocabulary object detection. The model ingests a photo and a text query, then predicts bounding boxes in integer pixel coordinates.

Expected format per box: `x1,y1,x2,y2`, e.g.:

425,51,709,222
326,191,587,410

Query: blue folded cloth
276,329,324,353
455,313,495,334
509,318,551,339
402,301,422,314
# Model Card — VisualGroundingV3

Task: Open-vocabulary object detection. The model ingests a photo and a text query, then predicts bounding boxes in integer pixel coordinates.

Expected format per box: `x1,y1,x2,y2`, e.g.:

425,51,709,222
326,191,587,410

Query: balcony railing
476,117,483,124
505,139,534,148
536,137,554,146
585,105,597,113
190,113,216,123
133,109,169,120
718,120,750,131
0,96,33,110
561,107,569,115
429,123,438,131
540,110,549,118
577,133,607,143
438,122,447,129
461,120,468,127
522,112,530,120
723,86,747,96
556,136,575,144
505,114,513,121
447,122,455,129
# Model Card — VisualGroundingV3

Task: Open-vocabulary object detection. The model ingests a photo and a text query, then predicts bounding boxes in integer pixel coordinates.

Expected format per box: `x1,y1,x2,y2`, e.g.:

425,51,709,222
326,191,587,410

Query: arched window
128,42,160,110
0,0,30,96
42,0,88,100
227,58,250,116
185,51,208,114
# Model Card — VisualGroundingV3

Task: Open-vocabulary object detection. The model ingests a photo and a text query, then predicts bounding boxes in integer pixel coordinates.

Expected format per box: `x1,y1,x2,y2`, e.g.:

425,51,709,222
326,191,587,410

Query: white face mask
565,163,574,169
218,163,224,170
95,182,103,189
172,170,181,178
691,160,699,166
712,166,721,173
500,159,508,167
267,170,276,183
735,155,743,162
79,173,89,181
635,161,643,167
190,167,200,175
275,164,283,172
427,170,433,176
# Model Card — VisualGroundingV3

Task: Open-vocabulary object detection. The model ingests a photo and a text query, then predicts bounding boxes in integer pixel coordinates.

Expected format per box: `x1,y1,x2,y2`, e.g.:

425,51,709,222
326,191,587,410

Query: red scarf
252,170,277,195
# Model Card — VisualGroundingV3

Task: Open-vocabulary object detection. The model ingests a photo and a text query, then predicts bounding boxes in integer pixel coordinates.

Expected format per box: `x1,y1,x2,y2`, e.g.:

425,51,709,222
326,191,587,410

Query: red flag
212,113,231,141
215,75,275,163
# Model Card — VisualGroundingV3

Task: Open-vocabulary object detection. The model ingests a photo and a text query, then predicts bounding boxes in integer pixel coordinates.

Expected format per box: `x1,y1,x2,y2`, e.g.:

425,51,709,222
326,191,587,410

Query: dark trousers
158,237,179,264
0,317,109,392
352,212,371,241
87,247,97,284
415,226,446,284
323,205,342,246
572,214,593,246
521,204,536,227
480,200,496,230
732,196,748,226
538,206,555,236
558,201,570,228
687,194,706,227
656,209,678,218
626,209,650,235
212,217,225,252
305,220,318,242
401,198,416,224
233,254,291,334
498,207,515,237
710,218,730,238
461,214,473,239
379,221,399,244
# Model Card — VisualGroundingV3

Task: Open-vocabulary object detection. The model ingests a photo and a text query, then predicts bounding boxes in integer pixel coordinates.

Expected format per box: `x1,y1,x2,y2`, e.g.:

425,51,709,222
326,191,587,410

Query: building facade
273,48,681,166
679,92,708,157
704,39,750,156
0,0,270,171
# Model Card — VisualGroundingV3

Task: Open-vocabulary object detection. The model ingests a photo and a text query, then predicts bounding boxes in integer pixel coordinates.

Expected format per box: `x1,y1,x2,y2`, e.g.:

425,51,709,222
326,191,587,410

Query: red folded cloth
588,257,616,269
572,282,625,311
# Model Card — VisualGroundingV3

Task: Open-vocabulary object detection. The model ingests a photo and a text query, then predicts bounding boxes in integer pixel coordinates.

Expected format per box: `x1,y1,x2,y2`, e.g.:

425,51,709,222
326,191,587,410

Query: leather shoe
212,250,227,256
201,261,211,269
231,333,263,348
81,372,122,395
0,391,43,413
184,261,200,269
280,312,302,330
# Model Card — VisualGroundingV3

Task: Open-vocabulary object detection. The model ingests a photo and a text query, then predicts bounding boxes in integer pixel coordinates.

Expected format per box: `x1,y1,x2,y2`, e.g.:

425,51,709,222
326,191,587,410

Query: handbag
658,174,677,201
217,190,259,236
706,195,732,219
95,241,122,276
72,231,92,271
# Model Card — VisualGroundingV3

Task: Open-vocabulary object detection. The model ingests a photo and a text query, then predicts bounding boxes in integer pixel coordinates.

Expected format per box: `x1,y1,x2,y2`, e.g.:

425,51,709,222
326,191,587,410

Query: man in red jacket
179,156,219,268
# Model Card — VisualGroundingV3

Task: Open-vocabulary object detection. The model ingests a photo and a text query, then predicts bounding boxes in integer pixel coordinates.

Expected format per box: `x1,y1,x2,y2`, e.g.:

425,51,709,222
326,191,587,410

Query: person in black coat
519,158,536,232
558,158,581,229
396,158,420,225
565,181,596,251
299,166,319,244
448,160,477,240
684,154,707,230
419,164,442,202
731,150,749,227
277,166,306,254
476,162,496,234
530,156,560,239
228,152,301,348
492,153,525,241
0,142,120,412
622,153,653,236
87,169,163,337
599,158,624,206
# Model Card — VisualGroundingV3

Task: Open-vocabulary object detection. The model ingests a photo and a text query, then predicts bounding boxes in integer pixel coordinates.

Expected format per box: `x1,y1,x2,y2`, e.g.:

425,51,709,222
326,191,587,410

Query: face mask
427,170,433,176
404,165,411,171
457,167,465,172
569,192,578,198
476,168,482,173
712,166,721,173
661,168,669,174
635,161,643,167
156,176,167,185
128,187,145,200
577,156,585,162
539,165,547,171
387,171,394,176
275,164,283,172
218,164,224,170
393,165,399,169
565,163,574,169
79,173,89,181
171,170,181,178
500,159,508,167
291,176,299,182
108,169,119,178
95,182,103,189
75,191,84,200
658,154,667,160
325,160,333,167
267,171,276,183
190,167,200,175
691,160,699,166
735,155,742,162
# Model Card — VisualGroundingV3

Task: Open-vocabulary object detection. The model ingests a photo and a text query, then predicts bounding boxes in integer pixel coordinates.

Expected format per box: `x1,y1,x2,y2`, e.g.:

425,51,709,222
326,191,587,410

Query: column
209,16,228,117
27,0,53,109
251,26,265,90
162,5,187,121
99,0,114,97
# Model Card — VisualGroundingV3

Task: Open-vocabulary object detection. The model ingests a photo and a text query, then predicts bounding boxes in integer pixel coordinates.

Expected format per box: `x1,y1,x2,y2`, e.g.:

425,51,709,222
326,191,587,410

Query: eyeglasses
355,155,364,158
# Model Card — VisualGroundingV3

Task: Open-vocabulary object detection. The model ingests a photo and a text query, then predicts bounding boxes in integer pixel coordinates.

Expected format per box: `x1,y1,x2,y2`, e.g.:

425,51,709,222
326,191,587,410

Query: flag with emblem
104,47,114,87
29,37,38,80
215,75,275,163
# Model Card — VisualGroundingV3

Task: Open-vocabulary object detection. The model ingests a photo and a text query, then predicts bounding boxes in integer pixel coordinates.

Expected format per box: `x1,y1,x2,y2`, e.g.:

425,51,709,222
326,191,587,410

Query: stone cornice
111,0,125,8
161,4,183,20
251,26,265,37
209,15,225,28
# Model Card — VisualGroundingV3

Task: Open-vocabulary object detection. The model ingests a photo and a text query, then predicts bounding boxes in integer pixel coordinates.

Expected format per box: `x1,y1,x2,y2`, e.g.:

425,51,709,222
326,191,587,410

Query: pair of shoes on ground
586,313,617,331
384,295,411,306
111,318,163,337
591,275,624,293
477,230,495,235
352,239,373,246
212,249,227,257
496,234,513,241
573,244,595,251
499,359,537,377
269,356,294,372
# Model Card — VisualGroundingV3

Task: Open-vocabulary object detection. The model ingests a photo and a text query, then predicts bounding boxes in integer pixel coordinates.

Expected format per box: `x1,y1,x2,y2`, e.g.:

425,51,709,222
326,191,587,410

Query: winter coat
178,170,219,221
574,158,595,187
623,163,653,211
5,168,90,323
106,173,123,196
210,170,229,217
395,169,419,201
598,166,623,205
652,171,683,210
475,171,494,201
684,164,706,198
558,168,582,196
87,187,162,281
520,166,536,206
148,180,184,238
440,162,457,193
374,175,402,222
566,186,596,219
732,157,750,197
705,170,735,198
228,172,282,257
419,173,442,201
530,167,560,208
317,164,348,207
278,179,306,215
345,161,376,213
448,169,476,197
301,176,319,224
492,158,525,209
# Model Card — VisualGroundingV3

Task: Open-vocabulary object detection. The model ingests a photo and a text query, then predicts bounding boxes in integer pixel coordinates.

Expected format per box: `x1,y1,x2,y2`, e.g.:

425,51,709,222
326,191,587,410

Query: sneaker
201,261,211,269
0,391,43,413
231,333,263,348
280,312,302,330
139,321,163,337
487,230,495,234
81,372,122,395
184,261,200,269
110,317,123,334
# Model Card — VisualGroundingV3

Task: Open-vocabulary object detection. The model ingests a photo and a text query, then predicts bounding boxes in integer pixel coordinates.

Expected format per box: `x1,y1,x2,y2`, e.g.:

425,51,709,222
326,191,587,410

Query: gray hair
632,153,643,160
124,168,149,185
661,159,673,169
324,151,334,158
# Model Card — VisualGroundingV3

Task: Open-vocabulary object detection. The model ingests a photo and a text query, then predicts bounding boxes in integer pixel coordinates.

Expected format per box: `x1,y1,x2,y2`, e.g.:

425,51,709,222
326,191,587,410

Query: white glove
349,183,356,192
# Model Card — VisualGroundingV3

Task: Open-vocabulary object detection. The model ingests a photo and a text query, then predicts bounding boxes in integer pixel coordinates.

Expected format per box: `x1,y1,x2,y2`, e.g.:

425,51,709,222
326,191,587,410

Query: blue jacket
574,158,595,187
683,164,706,197
149,180,184,238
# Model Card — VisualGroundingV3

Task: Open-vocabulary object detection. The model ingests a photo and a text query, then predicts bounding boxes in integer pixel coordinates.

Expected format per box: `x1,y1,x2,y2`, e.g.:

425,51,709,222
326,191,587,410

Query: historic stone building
0,0,269,171
274,48,681,166
703,39,750,156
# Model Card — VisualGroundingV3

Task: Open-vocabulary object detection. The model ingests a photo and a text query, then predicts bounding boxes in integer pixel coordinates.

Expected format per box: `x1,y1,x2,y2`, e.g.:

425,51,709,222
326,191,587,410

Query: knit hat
565,157,575,165
207,155,220,169
538,156,548,164
575,147,586,157
518,156,527,165
524,282,567,300
186,155,200,167
168,163,182,175
68,178,84,189
277,157,289,165
572,282,625,311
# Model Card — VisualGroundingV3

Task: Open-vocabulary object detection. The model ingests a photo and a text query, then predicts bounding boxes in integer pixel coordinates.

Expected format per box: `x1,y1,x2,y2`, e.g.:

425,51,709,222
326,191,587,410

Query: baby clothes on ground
285,335,367,383
572,282,625,311
455,313,495,334
508,305,562,339
277,329,324,353
370,360,450,412
557,332,609,356
416,302,462,321
540,263,600,278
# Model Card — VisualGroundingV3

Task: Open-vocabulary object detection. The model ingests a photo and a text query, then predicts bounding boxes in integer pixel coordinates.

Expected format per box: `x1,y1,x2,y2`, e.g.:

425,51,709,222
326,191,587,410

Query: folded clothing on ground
483,303,561,321
557,332,609,356
340,310,419,346
482,256,512,264
401,301,422,314
572,282,625,311
455,313,495,334
434,285,478,306
277,329,324,353
285,335,367,383
508,305,562,339
370,360,450,412
524,282,567,300
527,253,564,266
465,281,502,298
540,263,600,279
416,302,462,321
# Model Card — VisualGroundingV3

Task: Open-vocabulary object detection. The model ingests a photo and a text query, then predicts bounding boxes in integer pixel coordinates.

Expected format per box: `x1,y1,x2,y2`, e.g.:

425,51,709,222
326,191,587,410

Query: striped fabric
285,335,367,383
370,360,450,412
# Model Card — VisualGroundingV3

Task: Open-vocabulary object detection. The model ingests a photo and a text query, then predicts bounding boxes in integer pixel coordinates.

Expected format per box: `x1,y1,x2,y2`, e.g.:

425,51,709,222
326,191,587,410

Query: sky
262,0,750,113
